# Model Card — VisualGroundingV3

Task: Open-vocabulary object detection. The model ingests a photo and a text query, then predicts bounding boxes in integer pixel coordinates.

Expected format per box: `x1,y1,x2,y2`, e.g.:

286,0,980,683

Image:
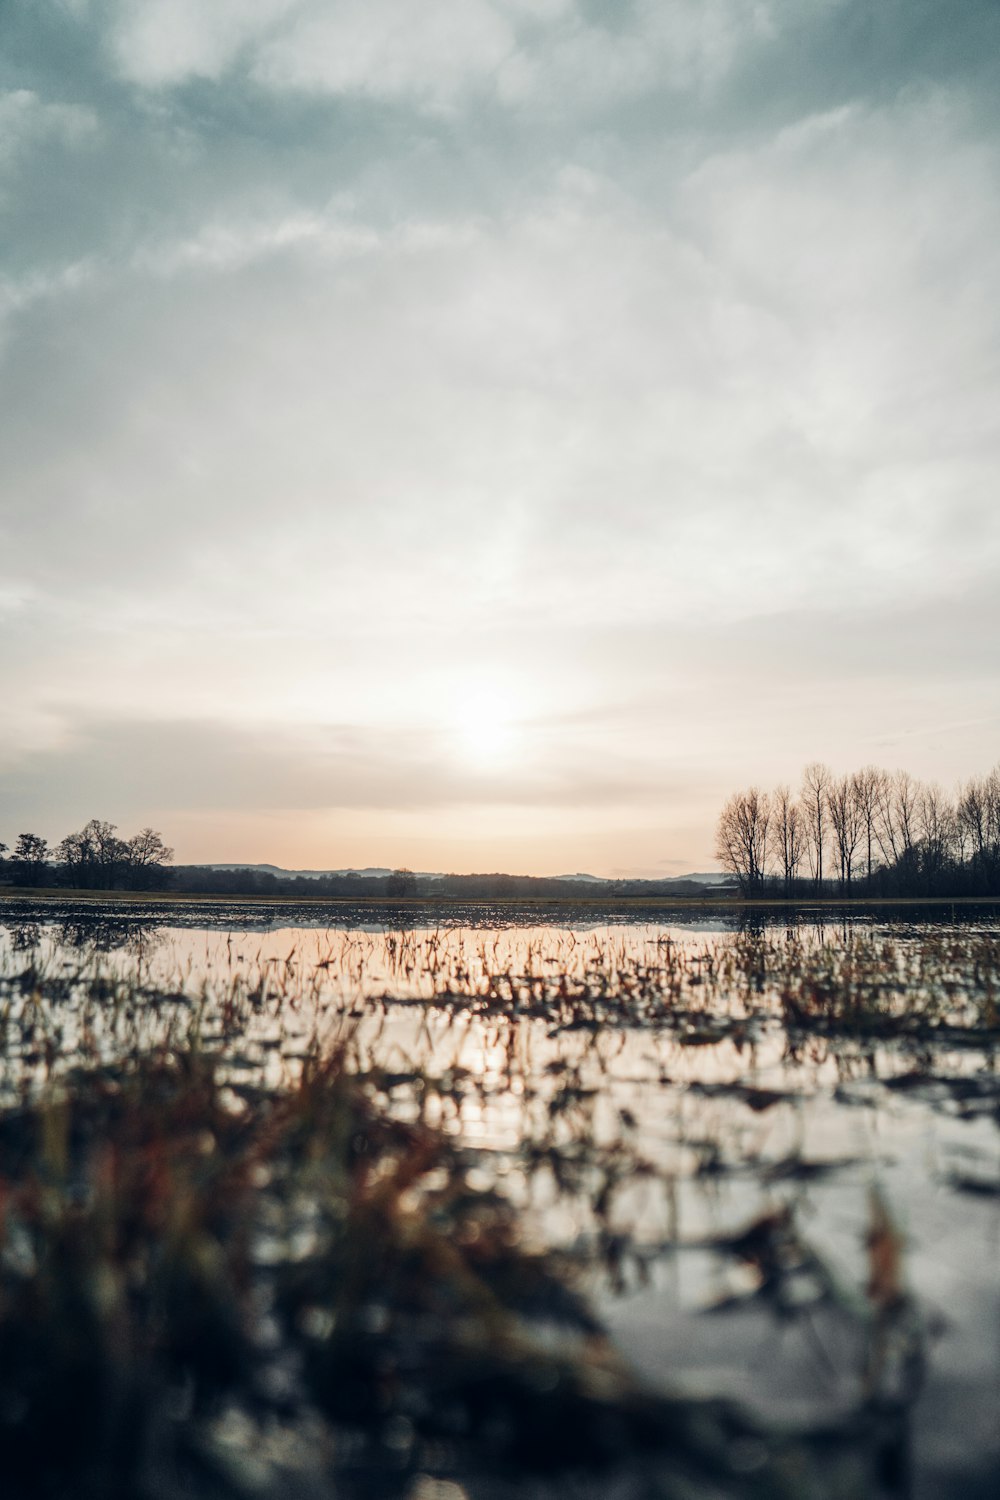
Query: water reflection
0,904,997,1497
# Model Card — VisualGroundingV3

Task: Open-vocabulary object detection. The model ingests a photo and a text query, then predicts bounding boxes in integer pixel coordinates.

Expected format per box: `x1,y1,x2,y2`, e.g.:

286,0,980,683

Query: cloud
2,0,998,868
0,714,669,832
0,87,98,172
107,1,297,88
253,0,516,109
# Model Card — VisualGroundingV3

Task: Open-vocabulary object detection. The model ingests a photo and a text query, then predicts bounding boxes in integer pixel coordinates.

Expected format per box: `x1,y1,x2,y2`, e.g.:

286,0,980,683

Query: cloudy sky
1,1,998,875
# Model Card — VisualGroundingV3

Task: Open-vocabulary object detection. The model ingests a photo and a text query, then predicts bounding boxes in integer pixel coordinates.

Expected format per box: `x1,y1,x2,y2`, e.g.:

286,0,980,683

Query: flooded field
0,899,997,1499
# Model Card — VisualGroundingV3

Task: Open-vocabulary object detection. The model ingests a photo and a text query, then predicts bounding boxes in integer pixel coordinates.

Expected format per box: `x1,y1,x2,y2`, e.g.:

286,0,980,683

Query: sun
450,686,521,769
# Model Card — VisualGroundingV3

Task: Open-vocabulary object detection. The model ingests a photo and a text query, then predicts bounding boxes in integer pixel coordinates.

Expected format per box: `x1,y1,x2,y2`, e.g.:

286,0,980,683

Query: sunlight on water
1,905,998,1493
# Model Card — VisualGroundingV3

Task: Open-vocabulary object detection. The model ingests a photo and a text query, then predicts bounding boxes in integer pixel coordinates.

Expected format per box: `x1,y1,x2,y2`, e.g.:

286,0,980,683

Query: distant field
3,883,999,910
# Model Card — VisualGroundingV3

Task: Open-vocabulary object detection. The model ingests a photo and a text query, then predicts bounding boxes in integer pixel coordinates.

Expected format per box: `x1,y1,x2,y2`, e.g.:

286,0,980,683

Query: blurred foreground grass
0,922,997,1498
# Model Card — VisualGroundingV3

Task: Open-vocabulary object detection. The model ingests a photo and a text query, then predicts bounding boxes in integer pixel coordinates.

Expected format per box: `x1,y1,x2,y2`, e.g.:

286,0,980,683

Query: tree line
716,762,1000,897
0,820,174,890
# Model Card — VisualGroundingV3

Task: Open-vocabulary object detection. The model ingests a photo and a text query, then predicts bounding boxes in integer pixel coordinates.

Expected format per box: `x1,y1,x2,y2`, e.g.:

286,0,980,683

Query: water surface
2,899,997,1497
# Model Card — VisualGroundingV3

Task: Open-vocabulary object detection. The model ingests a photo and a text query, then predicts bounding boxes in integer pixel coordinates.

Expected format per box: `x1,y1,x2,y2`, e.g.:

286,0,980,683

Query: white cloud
109,0,517,101
109,0,297,86
0,89,98,169
4,2,999,865
253,0,515,109
107,0,774,109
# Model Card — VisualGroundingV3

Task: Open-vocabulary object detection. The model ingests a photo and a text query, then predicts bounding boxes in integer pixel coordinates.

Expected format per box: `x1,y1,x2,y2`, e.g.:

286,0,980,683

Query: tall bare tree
772,785,805,895
916,782,956,889
826,774,865,891
873,769,922,880
715,760,1000,900
715,787,772,896
852,765,881,884
800,763,832,892
957,766,1000,886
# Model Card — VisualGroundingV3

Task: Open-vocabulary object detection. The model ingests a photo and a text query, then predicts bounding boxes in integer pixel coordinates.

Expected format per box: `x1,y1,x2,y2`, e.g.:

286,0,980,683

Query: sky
1,0,999,877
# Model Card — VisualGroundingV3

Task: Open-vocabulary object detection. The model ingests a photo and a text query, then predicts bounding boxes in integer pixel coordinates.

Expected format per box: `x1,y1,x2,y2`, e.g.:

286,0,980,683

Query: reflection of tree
10,924,41,951
55,920,164,955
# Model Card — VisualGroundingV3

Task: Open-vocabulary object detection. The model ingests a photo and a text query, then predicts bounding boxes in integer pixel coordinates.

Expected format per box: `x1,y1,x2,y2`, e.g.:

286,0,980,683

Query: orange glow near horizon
158,803,718,880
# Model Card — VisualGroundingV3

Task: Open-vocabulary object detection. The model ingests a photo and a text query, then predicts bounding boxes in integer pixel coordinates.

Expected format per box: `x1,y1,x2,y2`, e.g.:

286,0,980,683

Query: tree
772,785,805,895
11,833,50,887
916,782,956,891
874,771,922,891
800,763,832,891
715,788,771,896
715,760,1000,902
386,868,417,897
125,828,174,890
852,766,881,885
827,774,864,891
58,829,93,888
58,819,128,888
957,766,1000,889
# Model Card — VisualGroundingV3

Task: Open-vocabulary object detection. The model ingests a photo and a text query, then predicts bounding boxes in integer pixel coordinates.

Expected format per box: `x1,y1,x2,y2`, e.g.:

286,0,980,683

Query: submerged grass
0,916,997,1497
0,1039,794,1500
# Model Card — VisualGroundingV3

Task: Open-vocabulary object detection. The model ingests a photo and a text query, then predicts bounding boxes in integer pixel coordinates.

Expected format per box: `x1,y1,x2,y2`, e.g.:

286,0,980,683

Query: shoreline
2,885,998,912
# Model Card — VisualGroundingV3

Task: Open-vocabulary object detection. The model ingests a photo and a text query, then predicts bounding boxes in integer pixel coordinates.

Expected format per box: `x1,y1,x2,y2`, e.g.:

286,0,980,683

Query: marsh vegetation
0,904,997,1499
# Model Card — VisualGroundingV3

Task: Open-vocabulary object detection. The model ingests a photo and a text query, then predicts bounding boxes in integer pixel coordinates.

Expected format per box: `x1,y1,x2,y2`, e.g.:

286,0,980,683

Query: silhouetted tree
11,833,50,887
827,774,864,891
57,819,166,889
773,785,804,895
801,763,832,892
125,828,175,889
715,788,771,896
957,766,1000,890
853,766,880,884
717,760,999,899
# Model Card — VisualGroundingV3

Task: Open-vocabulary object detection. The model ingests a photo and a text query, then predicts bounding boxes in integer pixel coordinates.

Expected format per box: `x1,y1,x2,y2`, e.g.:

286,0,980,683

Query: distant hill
194,864,728,882
200,864,440,881
196,863,725,886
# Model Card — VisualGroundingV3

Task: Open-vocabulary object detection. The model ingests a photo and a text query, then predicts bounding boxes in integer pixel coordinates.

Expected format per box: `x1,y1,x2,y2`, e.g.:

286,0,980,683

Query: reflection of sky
2,3,999,874
1,911,997,1469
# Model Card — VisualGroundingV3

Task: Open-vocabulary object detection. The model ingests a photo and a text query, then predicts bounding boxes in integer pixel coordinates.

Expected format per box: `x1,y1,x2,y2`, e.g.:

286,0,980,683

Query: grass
0,915,997,1497
0,1034,786,1499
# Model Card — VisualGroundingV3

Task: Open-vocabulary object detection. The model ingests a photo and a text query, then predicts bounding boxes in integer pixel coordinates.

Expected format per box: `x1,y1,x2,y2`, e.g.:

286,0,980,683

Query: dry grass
0,915,997,1497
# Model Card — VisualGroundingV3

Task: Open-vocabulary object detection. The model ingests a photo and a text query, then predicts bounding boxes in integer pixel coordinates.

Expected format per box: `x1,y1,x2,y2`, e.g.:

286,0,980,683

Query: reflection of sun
451,687,520,768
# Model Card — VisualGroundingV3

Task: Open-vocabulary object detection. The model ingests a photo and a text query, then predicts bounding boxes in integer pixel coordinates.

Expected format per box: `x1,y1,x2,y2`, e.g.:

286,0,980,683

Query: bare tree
716,788,772,896
872,768,900,868
716,760,1000,901
772,785,805,895
873,769,922,883
957,766,1000,887
800,763,832,892
125,828,174,890
826,774,864,891
916,782,956,889
852,766,881,885
58,819,127,888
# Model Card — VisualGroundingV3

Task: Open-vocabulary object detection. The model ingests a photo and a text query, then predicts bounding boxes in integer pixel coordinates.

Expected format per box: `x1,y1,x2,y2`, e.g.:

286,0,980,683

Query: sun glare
451,686,521,769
